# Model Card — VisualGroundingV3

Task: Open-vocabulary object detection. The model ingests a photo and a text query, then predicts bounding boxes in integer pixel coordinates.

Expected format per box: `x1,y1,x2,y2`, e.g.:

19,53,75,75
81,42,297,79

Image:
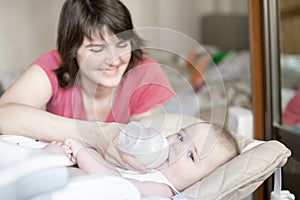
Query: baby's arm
128,179,173,198
65,139,173,198
65,139,119,176
43,141,72,158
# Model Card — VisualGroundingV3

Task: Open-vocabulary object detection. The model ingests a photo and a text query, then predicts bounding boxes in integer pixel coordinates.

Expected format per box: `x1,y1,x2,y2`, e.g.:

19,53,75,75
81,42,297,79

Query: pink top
283,88,300,126
32,50,175,123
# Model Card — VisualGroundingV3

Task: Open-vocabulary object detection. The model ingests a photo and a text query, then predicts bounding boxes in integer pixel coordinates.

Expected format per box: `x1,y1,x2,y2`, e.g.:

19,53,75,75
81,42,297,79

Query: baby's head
161,121,239,191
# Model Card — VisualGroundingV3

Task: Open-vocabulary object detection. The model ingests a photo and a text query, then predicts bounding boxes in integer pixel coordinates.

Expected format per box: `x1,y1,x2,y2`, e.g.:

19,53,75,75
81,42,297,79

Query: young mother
0,0,174,170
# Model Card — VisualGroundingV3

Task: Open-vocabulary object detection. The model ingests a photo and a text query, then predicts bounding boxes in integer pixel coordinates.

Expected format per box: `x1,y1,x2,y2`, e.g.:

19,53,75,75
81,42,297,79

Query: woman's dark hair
55,0,144,88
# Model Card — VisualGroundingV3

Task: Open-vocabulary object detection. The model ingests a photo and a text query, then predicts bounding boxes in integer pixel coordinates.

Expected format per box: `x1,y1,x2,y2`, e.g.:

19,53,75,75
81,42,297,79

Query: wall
123,0,248,42
0,0,64,73
0,0,248,73
280,0,300,54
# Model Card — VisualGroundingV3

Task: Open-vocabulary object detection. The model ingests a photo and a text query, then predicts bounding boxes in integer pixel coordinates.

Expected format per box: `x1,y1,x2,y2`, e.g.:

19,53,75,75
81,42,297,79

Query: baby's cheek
166,135,175,143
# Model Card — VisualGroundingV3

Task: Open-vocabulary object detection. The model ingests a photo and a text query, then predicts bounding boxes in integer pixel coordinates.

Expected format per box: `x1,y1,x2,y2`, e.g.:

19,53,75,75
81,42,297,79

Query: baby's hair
191,121,239,158
209,122,239,156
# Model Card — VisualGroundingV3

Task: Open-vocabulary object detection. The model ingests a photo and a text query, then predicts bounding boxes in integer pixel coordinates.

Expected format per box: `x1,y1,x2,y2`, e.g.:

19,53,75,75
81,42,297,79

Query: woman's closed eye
117,40,129,48
89,44,105,53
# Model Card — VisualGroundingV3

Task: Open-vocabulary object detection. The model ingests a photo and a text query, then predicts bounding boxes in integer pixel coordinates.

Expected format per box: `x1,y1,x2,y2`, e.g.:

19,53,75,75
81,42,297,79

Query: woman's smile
98,66,120,77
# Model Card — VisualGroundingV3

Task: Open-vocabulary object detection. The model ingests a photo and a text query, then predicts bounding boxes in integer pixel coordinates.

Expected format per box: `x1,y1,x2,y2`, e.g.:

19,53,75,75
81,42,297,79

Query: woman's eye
177,133,184,142
117,41,129,48
188,152,194,161
90,47,103,53
89,44,105,53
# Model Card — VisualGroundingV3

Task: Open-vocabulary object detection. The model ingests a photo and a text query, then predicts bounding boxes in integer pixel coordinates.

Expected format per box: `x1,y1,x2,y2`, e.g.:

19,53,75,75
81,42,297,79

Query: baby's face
166,123,218,164
162,123,222,189
166,127,198,163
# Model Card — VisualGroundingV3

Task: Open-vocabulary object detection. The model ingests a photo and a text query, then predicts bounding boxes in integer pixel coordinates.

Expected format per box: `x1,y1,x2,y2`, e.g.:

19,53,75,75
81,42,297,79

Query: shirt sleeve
31,50,61,96
283,88,300,126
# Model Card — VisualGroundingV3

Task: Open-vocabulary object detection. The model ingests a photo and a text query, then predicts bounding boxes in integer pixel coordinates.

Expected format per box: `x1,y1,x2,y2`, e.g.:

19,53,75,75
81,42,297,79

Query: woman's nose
105,48,122,67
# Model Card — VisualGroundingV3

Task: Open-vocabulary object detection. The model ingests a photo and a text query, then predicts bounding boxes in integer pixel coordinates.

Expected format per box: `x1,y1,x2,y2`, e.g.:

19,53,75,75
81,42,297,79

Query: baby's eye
188,152,194,161
177,133,184,142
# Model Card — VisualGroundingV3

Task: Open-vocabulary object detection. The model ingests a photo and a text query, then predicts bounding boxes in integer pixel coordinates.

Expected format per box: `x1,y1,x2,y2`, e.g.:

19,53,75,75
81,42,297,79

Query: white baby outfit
116,168,180,195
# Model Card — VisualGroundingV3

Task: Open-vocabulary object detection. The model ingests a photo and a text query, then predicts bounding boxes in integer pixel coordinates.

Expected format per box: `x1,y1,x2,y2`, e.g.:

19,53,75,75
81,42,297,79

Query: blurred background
0,0,248,73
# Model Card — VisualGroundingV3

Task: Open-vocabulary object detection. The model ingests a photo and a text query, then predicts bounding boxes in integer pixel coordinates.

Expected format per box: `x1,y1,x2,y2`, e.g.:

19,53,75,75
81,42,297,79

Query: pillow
181,137,291,199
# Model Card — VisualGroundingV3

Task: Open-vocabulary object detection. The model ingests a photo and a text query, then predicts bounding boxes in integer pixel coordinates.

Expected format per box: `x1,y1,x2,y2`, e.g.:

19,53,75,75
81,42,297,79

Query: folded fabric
0,139,71,199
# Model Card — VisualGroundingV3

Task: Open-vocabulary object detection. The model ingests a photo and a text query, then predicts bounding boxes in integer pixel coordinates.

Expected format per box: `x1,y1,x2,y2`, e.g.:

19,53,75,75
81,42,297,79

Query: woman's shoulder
30,50,61,94
32,50,61,70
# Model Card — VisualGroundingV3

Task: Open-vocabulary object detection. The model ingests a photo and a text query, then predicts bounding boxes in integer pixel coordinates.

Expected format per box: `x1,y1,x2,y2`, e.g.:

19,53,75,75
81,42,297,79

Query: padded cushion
182,139,290,199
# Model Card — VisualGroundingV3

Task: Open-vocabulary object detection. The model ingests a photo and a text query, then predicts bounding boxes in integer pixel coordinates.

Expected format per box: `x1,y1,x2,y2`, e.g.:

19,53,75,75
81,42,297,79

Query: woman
0,0,174,170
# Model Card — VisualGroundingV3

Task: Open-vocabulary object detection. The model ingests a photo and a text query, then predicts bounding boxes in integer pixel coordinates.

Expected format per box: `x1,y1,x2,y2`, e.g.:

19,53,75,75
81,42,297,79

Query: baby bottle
118,121,169,169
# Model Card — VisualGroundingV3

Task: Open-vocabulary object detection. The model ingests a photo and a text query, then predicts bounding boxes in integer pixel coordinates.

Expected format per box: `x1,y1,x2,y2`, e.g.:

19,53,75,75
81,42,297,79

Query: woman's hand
79,121,147,172
98,135,147,172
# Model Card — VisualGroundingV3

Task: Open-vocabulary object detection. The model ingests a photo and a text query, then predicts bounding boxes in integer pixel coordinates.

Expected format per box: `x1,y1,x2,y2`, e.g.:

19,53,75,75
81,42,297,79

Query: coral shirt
283,88,300,126
32,50,174,123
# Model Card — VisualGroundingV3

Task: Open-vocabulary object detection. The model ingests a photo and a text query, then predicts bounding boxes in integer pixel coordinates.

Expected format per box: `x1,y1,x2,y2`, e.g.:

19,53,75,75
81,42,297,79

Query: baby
44,121,239,198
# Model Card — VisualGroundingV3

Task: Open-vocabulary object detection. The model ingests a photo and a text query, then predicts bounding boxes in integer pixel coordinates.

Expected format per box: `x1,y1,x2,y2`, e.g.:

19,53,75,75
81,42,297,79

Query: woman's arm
0,66,145,170
0,65,62,139
0,66,115,142
0,66,88,141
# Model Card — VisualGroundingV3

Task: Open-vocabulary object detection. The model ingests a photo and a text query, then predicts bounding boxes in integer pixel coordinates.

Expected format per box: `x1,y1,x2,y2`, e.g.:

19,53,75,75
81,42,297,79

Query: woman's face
76,27,132,88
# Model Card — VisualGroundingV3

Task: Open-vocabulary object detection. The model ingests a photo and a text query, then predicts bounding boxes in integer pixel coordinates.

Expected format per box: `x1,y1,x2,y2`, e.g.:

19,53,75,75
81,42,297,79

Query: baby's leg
43,141,71,158
68,167,86,177
65,139,120,176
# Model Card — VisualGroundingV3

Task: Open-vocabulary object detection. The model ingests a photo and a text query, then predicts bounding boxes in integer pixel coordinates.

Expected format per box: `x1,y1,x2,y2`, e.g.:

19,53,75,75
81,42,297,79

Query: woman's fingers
100,144,147,172
120,153,147,172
